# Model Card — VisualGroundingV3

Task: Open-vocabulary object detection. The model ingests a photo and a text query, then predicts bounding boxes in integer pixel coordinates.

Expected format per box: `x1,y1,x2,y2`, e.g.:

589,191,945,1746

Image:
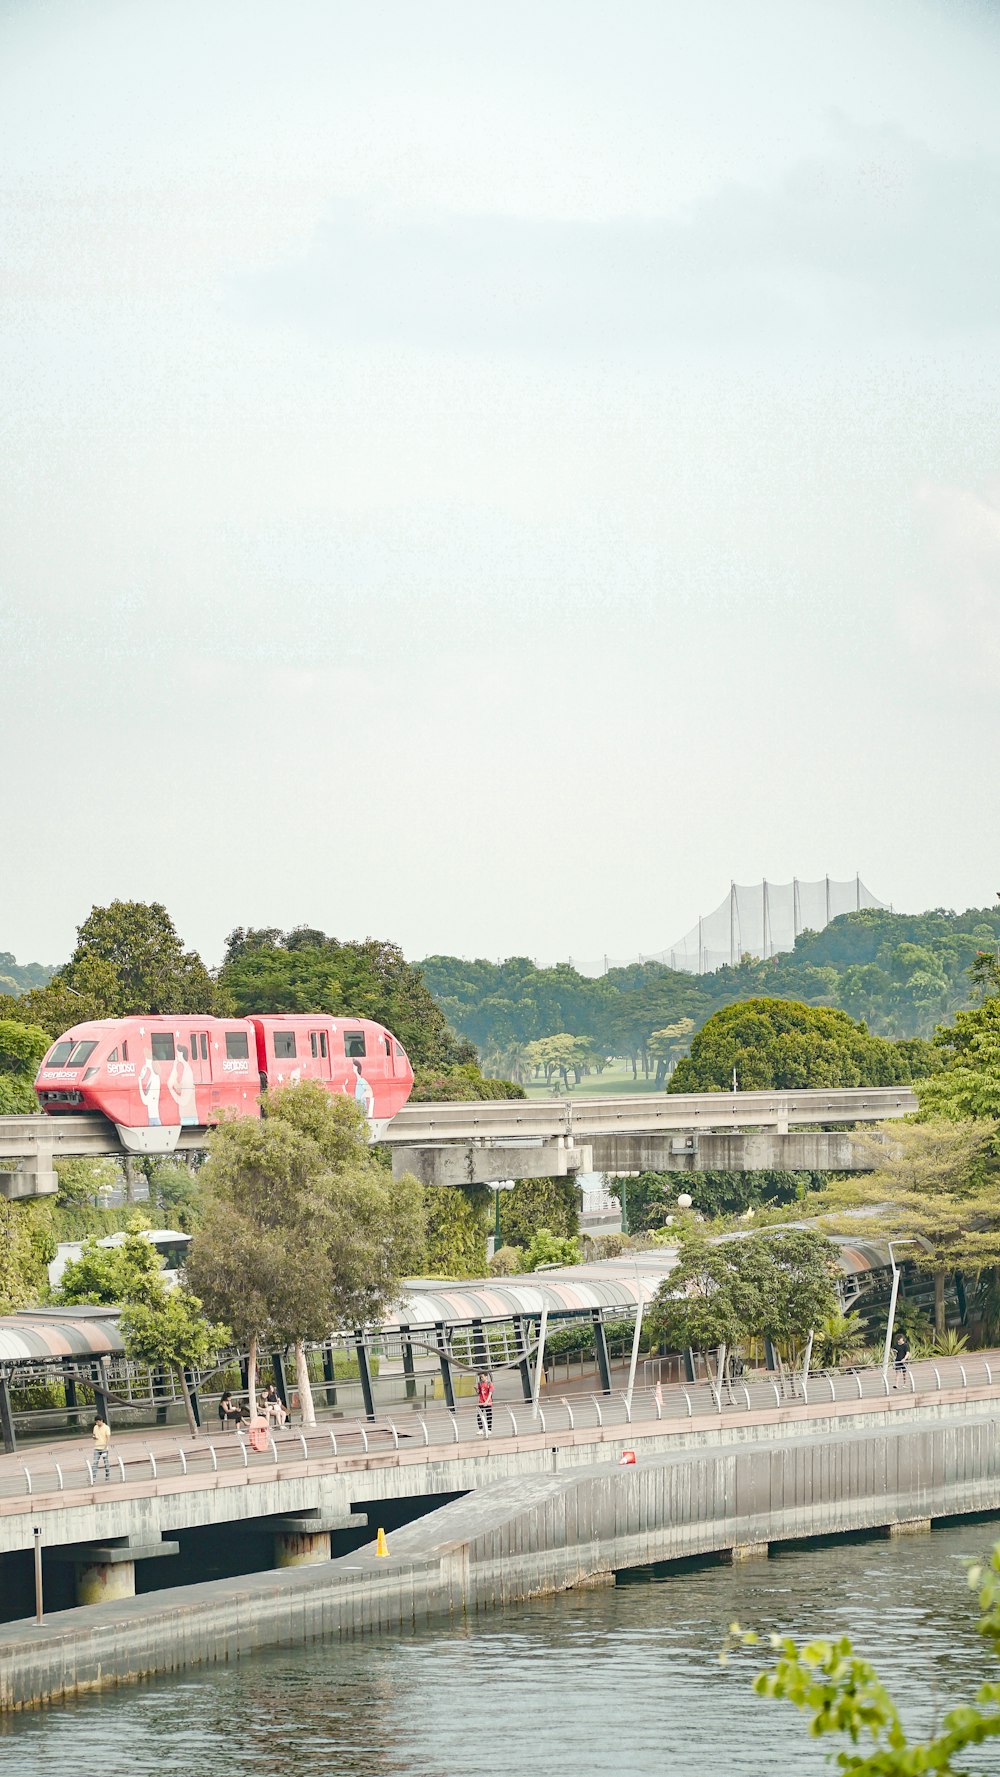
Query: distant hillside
0,951,55,999
421,904,1000,1075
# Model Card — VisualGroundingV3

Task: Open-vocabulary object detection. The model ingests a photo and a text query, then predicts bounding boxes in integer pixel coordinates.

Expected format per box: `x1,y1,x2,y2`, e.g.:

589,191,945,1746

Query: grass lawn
520,1059,666,1098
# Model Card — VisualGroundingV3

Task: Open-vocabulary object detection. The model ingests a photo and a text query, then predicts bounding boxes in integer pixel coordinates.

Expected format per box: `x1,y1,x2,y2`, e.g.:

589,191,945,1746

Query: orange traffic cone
618,1449,636,1466
375,1527,390,1557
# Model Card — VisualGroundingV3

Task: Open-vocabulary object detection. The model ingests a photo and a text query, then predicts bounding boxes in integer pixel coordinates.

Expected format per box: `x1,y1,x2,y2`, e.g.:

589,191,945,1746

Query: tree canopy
9,901,225,1033
220,928,469,1069
669,998,935,1093
649,1227,839,1359
187,1081,425,1421
420,905,1000,1068
0,1016,51,1112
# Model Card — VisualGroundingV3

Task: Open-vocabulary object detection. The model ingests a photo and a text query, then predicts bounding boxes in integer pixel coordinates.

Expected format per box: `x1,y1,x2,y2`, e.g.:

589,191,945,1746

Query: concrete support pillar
515,1317,534,1402
63,1538,179,1605
273,1529,332,1567
354,1333,376,1422
729,1541,769,1562
885,1518,932,1537
592,1310,613,1396
0,1375,16,1454
435,1322,456,1412
76,1558,137,1605
401,1328,417,1402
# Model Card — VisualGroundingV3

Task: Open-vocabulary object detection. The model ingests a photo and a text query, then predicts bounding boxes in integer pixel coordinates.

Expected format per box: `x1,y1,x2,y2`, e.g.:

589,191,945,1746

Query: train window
200,1034,208,1061
226,1031,249,1060
384,1036,391,1056
122,1041,129,1061
64,1041,98,1069
47,1041,75,1068
151,1034,175,1061
309,1032,329,1060
320,1031,328,1059
107,1048,118,1065
345,1031,366,1058
274,1032,296,1059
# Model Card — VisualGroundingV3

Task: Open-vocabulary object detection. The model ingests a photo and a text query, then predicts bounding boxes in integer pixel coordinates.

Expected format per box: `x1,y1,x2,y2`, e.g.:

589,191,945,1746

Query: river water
3,1522,1000,1777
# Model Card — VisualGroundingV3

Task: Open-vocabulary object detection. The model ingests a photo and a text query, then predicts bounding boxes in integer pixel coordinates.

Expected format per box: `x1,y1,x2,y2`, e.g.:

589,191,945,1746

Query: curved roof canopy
0,1308,123,1365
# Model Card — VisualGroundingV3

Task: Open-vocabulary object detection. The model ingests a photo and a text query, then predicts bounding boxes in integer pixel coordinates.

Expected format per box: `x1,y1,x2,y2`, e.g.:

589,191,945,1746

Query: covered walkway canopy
0,1307,123,1453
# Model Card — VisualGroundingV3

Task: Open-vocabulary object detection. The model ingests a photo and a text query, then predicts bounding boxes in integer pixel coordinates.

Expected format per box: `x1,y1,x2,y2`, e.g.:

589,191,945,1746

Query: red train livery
34,1014,414,1154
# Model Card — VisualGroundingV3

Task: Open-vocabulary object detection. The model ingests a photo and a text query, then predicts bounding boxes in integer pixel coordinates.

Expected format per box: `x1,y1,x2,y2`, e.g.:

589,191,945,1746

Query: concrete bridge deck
0,1086,917,1195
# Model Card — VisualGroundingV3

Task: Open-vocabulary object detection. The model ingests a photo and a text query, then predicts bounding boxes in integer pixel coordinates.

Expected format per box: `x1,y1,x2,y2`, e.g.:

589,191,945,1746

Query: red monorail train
33,1014,414,1153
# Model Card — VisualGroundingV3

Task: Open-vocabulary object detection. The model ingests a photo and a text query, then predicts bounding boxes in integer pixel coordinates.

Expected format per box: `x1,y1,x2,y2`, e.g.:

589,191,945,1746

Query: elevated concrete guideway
0,1086,917,1196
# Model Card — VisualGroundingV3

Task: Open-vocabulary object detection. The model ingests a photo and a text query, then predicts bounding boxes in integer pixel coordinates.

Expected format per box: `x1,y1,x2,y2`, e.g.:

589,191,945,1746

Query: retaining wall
3,1408,1000,1708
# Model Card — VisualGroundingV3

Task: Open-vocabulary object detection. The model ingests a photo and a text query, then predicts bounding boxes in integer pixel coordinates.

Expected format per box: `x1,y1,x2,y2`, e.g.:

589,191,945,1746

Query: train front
34,1020,141,1130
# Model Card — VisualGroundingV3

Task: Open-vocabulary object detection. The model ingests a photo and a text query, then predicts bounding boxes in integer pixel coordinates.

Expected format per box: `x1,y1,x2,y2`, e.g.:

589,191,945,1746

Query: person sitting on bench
218,1390,243,1431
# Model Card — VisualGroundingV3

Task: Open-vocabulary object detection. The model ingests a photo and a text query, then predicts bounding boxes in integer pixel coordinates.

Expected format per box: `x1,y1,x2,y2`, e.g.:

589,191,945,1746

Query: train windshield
46,1041,75,1067
63,1040,98,1069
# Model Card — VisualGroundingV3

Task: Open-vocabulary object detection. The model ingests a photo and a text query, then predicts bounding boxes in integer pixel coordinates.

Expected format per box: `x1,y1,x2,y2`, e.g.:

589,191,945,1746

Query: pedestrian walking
91,1414,111,1480
892,1332,910,1388
476,1371,494,1437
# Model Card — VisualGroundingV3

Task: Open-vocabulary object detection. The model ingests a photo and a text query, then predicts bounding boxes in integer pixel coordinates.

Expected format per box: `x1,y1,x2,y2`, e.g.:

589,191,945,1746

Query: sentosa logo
108,1062,136,1075
223,1059,250,1073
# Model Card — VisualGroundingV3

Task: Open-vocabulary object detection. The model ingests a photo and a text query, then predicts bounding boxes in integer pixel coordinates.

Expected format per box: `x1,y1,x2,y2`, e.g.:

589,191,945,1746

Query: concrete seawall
3,1407,1000,1709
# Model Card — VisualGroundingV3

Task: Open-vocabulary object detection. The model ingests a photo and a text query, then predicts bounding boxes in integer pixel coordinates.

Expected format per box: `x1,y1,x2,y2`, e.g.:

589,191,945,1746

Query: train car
33,1013,413,1153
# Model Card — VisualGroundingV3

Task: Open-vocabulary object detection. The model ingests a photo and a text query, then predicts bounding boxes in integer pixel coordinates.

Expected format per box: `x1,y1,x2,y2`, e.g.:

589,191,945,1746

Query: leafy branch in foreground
724,1539,1000,1773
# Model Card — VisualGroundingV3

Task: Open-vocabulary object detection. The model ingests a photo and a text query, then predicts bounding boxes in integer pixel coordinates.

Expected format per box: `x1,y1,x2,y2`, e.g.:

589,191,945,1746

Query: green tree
919,996,1000,1121
819,1118,1000,1334
649,1227,838,1374
119,1288,228,1438
57,1225,164,1308
649,1019,695,1086
423,1185,489,1277
523,1228,581,1270
189,1082,425,1423
729,1539,1000,1774
11,901,225,1032
0,1017,50,1112
220,929,469,1068
0,1198,55,1311
54,1157,119,1208
670,998,927,1093
498,1177,580,1248
523,1033,602,1090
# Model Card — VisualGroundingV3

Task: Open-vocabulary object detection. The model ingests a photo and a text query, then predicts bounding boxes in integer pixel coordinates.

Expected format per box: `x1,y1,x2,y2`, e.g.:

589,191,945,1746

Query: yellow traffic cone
375,1527,389,1557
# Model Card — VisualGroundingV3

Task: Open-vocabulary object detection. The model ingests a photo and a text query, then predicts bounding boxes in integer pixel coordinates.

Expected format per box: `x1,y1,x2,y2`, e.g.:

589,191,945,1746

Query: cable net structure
570,876,887,977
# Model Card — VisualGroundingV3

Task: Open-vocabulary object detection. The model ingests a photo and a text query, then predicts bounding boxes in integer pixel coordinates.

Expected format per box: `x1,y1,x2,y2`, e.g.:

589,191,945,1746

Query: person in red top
476,1371,494,1438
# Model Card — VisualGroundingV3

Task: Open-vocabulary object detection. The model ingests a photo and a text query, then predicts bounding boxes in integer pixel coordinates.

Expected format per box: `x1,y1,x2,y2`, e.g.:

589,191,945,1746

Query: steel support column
435,1322,456,1412
401,1328,417,1402
515,1316,534,1402
182,1368,202,1429
354,1333,376,1422
592,1310,613,1396
322,1341,338,1408
0,1374,16,1454
270,1352,288,1409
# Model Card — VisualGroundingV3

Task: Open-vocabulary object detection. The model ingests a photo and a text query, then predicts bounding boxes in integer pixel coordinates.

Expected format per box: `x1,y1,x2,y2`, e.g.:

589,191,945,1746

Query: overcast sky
3,0,999,971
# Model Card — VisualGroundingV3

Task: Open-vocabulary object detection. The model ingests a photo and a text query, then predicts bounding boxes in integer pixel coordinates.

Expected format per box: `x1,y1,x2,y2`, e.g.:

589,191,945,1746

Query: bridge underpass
0,1086,917,1196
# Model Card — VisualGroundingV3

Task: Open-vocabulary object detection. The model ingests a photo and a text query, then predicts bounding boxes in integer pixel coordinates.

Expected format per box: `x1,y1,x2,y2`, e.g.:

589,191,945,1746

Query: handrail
3,1358,1000,1503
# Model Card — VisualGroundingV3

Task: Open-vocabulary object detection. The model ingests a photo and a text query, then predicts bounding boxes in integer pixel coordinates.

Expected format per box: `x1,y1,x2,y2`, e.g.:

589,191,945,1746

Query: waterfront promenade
3,1355,1000,1707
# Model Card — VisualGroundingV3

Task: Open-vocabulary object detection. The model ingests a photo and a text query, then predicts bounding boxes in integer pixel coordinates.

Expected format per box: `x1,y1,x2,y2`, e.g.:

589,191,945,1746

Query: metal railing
0,1357,992,1505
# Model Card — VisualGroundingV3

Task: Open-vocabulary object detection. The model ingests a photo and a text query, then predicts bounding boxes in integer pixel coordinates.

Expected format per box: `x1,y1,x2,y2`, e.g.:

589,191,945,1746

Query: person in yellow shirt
92,1415,111,1480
